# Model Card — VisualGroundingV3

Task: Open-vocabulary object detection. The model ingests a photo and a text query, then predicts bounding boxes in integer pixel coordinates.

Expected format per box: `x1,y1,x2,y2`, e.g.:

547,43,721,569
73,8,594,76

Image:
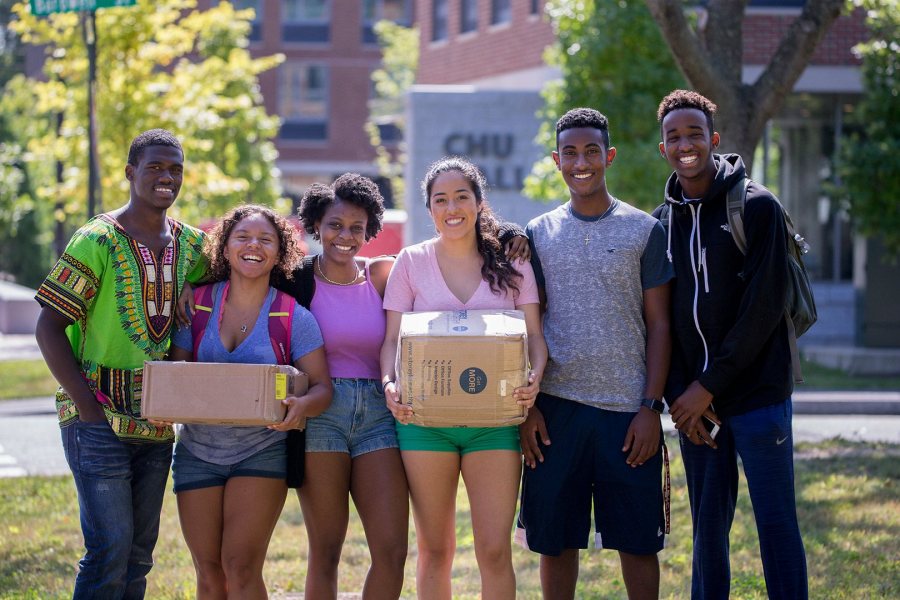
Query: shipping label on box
396,310,528,427
141,361,308,425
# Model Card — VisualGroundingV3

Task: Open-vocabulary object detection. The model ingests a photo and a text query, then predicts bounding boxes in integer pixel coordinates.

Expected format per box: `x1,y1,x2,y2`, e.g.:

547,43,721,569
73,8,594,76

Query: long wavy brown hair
203,204,303,283
422,157,520,296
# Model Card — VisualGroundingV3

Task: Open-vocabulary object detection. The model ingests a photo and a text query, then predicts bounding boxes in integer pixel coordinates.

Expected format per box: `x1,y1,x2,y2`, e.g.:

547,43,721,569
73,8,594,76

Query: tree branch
751,0,846,128
644,0,734,104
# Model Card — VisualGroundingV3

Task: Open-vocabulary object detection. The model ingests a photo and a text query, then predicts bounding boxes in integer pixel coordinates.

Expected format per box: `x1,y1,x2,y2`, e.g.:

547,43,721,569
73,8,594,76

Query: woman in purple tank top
293,174,409,599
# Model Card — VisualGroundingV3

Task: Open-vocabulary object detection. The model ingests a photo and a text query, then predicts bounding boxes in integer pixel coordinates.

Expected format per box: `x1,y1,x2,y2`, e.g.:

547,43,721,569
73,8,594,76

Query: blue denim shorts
305,378,399,458
172,438,287,493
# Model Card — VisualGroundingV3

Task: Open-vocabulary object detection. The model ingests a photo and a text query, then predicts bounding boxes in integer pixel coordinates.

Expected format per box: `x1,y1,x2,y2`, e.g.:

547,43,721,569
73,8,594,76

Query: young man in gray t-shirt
515,108,674,599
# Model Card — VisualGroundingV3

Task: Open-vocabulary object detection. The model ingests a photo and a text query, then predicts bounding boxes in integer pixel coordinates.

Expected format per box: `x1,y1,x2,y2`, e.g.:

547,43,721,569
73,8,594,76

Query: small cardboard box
396,309,528,427
141,361,308,425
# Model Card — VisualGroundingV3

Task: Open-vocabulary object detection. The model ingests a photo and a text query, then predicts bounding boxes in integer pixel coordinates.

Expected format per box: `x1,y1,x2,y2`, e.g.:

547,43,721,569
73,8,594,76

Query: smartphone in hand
702,414,720,440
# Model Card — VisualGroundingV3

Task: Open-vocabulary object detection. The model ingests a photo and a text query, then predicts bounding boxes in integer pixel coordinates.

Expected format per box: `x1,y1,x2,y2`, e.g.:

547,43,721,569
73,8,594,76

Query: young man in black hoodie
653,90,807,599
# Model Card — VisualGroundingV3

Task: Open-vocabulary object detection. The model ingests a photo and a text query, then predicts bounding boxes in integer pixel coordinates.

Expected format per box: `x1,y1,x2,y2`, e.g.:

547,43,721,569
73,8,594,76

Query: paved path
2,396,898,478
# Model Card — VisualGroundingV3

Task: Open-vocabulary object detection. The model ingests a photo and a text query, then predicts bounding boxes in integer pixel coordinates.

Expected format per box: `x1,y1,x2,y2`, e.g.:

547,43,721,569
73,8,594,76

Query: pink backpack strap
190,284,216,362
267,290,295,365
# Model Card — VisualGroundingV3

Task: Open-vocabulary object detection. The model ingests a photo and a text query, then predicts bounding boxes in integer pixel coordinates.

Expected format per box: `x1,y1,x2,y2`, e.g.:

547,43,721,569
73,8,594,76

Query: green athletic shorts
396,422,520,454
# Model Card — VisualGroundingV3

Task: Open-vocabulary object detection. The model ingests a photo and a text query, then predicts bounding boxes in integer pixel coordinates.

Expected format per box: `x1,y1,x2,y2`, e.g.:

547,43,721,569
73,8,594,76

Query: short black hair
127,129,182,166
556,108,610,150
657,89,717,137
298,173,385,241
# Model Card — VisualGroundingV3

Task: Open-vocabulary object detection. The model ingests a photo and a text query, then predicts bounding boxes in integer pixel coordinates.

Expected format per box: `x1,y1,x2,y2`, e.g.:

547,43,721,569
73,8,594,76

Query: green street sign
30,0,136,16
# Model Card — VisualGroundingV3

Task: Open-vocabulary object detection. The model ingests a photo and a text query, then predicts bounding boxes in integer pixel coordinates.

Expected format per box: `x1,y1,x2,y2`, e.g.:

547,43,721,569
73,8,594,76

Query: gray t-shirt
527,199,673,411
172,283,323,464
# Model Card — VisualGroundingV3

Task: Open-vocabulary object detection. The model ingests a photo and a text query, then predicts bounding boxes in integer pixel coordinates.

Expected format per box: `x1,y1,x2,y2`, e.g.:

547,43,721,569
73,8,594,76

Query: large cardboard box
142,361,308,425
396,310,528,427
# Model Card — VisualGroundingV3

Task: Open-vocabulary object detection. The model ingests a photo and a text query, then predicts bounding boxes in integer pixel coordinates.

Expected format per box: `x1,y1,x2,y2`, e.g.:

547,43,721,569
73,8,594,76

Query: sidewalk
3,332,899,415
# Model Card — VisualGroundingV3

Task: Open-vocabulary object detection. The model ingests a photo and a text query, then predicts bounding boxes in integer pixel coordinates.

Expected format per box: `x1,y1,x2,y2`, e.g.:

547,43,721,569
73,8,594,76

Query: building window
460,0,478,33
362,0,412,44
233,0,263,41
213,0,263,40
279,63,329,140
491,0,511,25
432,0,448,41
530,0,540,16
282,0,330,43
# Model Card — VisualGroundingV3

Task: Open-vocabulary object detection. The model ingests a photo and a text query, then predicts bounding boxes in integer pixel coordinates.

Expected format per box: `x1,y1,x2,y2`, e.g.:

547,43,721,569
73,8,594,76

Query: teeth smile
573,173,591,179
241,255,263,262
334,244,352,251
445,218,463,225
155,187,173,193
679,156,699,165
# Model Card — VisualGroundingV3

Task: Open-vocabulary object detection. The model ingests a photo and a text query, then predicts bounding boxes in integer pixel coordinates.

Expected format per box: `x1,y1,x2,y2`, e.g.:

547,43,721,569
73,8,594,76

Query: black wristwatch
641,398,665,414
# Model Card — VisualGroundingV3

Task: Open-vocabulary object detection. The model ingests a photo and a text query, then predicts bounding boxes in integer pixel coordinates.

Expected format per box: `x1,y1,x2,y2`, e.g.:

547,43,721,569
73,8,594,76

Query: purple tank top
310,262,386,379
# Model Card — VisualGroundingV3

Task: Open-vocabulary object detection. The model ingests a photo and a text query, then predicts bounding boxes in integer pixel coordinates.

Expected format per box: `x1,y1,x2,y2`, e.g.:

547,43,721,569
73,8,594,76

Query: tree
840,0,900,256
4,0,285,236
645,0,846,171
0,0,51,286
524,0,686,210
366,20,418,208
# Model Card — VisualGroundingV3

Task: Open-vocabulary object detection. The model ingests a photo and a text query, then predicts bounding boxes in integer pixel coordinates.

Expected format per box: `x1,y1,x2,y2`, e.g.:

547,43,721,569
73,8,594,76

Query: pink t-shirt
383,239,539,312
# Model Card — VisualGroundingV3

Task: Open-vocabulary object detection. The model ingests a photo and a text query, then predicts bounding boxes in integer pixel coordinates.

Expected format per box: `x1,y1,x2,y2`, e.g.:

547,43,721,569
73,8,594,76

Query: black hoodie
652,154,793,417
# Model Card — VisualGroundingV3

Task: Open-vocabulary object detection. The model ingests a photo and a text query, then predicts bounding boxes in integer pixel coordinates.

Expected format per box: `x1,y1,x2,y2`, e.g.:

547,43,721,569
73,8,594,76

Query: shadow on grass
794,442,899,598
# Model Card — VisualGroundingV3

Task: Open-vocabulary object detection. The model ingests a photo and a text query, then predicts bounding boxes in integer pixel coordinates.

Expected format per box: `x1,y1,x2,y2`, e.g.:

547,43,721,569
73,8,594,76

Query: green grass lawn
2,357,897,403
0,359,59,400
1,437,897,599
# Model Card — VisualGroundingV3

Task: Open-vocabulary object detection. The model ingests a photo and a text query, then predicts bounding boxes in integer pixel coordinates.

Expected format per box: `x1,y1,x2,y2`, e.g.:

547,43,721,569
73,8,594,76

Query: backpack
660,177,817,383
190,283,296,365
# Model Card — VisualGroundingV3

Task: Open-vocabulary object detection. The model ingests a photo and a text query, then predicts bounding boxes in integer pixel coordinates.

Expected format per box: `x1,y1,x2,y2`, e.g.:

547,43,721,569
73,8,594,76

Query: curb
793,391,900,415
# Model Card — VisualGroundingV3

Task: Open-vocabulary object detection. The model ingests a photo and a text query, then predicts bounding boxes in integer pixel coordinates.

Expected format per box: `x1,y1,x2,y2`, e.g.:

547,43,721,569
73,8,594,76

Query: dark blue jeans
61,420,173,600
680,398,808,600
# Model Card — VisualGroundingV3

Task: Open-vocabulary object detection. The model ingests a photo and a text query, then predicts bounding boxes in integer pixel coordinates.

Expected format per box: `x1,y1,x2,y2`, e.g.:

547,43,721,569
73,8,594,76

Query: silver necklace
316,255,360,286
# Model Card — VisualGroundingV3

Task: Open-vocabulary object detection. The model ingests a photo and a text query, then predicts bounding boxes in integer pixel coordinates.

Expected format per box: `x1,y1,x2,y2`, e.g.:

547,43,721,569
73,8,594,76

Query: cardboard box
141,361,308,425
396,310,528,427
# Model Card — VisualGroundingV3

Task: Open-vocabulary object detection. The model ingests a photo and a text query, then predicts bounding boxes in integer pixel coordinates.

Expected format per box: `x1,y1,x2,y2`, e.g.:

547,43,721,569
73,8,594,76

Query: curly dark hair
657,89,717,136
421,156,520,296
297,173,385,241
128,129,182,166
203,204,303,284
556,107,610,150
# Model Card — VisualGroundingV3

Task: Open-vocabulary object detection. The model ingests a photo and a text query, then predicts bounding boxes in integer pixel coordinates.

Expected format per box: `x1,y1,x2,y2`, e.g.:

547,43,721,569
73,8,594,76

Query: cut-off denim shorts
172,438,287,493
305,378,399,458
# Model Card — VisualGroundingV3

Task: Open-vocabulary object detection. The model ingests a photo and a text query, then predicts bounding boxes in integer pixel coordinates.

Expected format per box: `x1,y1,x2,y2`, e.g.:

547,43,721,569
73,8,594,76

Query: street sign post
30,0,136,17
30,0,138,216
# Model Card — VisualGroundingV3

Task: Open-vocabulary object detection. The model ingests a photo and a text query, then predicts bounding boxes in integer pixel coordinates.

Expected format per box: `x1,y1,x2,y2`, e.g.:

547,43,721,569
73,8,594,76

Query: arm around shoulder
366,255,396,298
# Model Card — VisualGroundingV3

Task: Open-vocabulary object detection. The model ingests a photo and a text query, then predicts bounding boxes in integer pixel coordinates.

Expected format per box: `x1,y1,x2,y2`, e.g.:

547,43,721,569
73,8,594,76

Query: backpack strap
725,177,750,256
725,177,806,383
267,289,295,365
294,255,317,310
190,284,216,362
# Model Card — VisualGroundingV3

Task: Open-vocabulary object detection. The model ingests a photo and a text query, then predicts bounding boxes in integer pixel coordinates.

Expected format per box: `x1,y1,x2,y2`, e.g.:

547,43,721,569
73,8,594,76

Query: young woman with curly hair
276,174,410,599
167,204,332,599
379,157,548,599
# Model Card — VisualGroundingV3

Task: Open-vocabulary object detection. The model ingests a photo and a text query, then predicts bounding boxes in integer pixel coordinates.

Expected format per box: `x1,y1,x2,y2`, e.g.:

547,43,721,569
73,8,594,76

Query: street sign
30,0,136,16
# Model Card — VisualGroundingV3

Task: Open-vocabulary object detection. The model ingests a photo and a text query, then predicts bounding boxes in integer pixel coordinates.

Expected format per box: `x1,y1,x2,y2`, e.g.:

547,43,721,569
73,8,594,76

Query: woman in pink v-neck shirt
381,157,548,600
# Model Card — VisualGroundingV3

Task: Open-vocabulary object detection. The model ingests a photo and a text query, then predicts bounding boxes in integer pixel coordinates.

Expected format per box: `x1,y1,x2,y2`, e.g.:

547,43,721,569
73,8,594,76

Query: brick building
402,0,894,347
195,0,415,206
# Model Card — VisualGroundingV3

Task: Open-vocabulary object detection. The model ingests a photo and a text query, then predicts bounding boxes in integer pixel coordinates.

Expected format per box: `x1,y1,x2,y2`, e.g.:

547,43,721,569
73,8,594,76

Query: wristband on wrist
641,397,665,414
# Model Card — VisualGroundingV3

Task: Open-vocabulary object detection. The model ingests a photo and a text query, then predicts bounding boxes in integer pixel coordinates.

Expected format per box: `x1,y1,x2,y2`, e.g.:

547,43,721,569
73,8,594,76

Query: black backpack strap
725,177,750,255
294,255,317,310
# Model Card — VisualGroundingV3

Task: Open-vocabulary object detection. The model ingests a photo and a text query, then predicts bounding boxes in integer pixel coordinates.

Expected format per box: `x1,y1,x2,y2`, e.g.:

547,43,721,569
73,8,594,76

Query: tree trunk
645,0,846,173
